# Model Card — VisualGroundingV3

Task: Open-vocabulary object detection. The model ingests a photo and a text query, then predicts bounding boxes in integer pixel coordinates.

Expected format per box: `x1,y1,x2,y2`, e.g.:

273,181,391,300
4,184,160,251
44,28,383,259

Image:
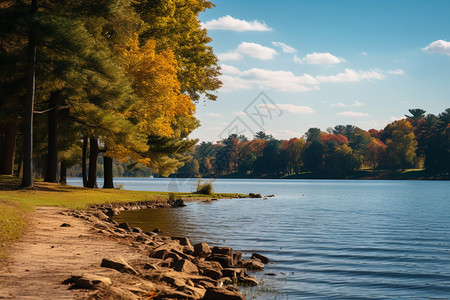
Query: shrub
195,179,214,195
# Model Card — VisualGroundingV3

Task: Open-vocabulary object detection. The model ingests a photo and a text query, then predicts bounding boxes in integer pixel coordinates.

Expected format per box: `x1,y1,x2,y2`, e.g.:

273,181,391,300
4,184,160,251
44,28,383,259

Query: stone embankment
63,202,271,299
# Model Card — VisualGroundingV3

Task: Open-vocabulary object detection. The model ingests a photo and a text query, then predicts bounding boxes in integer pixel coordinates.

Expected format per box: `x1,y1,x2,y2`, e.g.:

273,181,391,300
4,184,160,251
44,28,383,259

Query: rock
60,223,71,227
206,255,234,268
211,246,232,256
63,274,111,290
145,231,157,237
196,280,217,289
152,228,161,233
202,268,222,280
203,287,245,300
151,240,184,254
221,268,245,279
171,199,186,207
172,236,194,254
251,253,270,264
100,258,138,275
161,276,187,288
195,260,223,271
248,193,262,198
242,259,265,270
193,242,211,258
151,249,169,259
132,227,143,233
160,257,175,268
118,222,131,231
232,252,242,266
93,211,109,220
174,259,199,274
237,275,258,286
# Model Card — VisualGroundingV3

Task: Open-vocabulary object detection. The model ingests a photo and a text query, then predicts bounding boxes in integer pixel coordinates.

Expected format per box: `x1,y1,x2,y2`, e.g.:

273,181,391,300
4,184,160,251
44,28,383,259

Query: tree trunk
1,116,19,175
86,137,99,188
82,136,88,187
44,91,60,182
103,155,114,188
21,0,38,188
60,160,67,185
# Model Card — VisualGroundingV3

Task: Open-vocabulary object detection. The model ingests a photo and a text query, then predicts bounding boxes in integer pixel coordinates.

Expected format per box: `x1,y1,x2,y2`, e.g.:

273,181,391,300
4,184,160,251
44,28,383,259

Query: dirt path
0,206,146,299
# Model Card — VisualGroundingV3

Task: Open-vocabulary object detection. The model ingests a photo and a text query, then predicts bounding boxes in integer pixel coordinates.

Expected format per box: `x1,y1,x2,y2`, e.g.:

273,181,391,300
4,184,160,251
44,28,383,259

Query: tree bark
82,136,88,187
103,155,114,188
44,91,60,182
21,0,38,188
1,116,19,175
60,160,67,185
86,137,99,188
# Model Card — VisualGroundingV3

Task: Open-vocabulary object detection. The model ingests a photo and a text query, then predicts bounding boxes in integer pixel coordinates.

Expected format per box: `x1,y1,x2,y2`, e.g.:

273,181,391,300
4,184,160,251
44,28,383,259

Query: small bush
168,193,177,202
195,179,214,195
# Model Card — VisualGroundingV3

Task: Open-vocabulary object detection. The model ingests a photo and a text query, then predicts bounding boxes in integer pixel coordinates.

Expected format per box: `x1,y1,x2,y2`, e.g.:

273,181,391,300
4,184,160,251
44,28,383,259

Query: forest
176,108,450,178
0,0,221,187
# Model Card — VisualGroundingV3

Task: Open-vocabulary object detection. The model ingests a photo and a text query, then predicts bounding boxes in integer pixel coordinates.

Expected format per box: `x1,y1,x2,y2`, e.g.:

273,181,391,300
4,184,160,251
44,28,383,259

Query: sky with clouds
192,0,450,142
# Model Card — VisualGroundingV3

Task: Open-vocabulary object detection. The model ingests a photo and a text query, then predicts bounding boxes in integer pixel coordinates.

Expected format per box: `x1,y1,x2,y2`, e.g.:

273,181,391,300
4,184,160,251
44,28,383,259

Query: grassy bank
0,175,243,258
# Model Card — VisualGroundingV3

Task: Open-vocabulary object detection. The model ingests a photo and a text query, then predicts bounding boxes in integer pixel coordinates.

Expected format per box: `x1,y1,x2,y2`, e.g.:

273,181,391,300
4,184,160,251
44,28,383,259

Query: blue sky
192,0,450,142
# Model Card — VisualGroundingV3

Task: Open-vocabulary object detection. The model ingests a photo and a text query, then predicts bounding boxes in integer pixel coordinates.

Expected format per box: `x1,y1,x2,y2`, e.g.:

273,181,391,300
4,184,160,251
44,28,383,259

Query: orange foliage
117,36,196,137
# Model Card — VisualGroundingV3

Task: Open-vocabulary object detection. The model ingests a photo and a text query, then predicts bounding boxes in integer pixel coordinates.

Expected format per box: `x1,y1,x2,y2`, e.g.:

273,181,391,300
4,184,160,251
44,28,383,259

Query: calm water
67,178,450,299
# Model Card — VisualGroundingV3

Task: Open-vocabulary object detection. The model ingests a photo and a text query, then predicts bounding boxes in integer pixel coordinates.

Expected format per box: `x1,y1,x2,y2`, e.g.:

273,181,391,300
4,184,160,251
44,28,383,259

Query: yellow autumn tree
107,36,198,175
117,35,195,137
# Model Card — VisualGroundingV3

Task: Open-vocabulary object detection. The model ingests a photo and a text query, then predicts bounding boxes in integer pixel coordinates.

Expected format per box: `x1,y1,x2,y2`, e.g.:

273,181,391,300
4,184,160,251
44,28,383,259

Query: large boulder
202,268,222,280
242,259,265,270
193,242,211,258
174,259,199,274
251,253,270,264
211,246,232,256
206,254,234,268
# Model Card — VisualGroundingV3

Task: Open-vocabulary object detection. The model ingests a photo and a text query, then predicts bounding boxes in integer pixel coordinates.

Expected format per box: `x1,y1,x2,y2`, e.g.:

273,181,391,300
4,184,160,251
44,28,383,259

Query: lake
67,178,450,299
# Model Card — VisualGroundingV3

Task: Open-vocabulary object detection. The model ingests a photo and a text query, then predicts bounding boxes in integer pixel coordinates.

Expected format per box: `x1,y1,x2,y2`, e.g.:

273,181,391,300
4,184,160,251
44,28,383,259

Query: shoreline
0,198,270,299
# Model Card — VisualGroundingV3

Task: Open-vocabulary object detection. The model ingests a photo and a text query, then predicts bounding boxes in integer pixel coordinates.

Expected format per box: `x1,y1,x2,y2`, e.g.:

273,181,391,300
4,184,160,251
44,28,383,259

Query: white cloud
232,111,247,116
337,111,370,117
206,113,221,117
387,69,405,75
331,100,364,107
219,65,319,93
295,52,345,64
237,42,277,60
220,66,389,93
218,51,242,61
220,75,252,92
423,40,450,56
361,51,368,56
317,68,385,83
220,64,241,74
202,15,272,32
259,104,314,114
272,41,297,53
218,42,277,61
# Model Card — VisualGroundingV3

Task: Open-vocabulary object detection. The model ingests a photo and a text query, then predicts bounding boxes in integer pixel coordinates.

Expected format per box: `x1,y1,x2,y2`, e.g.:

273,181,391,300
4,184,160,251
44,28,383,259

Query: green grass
0,175,245,258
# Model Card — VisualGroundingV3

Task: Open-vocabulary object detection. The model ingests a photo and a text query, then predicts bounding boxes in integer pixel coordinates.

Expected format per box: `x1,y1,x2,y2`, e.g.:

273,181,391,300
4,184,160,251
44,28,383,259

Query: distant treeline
175,108,450,178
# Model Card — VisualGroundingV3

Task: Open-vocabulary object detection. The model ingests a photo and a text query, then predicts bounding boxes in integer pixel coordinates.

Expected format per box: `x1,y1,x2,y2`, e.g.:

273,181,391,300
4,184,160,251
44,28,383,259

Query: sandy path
0,206,146,299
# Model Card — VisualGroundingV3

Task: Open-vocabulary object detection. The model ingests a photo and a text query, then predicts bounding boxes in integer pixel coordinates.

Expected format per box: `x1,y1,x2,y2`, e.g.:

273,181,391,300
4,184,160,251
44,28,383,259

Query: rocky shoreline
63,200,271,299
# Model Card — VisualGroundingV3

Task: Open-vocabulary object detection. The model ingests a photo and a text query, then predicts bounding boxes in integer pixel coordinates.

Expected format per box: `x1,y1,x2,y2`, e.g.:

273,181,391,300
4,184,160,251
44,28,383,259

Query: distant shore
204,169,450,181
